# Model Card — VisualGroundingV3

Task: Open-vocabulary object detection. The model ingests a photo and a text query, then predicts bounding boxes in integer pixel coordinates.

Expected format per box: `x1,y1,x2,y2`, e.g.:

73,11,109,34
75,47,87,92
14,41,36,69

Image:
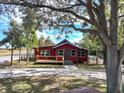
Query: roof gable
56,39,70,46
53,39,79,49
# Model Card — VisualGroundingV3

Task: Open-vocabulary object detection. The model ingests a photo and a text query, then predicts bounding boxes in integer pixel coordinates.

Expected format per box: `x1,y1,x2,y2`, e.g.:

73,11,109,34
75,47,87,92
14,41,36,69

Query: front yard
77,64,105,71
0,75,106,93
1,61,124,93
1,61,105,70
0,61,64,69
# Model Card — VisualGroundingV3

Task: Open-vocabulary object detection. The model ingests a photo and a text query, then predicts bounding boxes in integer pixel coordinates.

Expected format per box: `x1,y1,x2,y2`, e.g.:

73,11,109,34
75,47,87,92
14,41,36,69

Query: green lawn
0,75,106,93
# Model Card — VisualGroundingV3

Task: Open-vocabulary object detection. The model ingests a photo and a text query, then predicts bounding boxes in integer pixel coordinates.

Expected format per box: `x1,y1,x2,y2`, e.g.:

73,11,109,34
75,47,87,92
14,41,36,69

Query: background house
35,39,88,64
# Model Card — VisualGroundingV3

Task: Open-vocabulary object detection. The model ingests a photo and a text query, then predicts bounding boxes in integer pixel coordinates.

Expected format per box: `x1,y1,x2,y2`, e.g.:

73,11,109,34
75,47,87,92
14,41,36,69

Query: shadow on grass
0,75,58,93
0,75,106,93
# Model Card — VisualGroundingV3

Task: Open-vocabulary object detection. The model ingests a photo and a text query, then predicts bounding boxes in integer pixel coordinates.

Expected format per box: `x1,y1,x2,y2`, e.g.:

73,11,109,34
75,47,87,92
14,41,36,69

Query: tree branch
0,1,83,9
118,3,124,9
0,1,94,25
120,42,124,62
119,14,124,18
87,0,96,24
77,0,86,7
72,25,97,35
93,2,99,8
94,1,110,45
54,22,97,34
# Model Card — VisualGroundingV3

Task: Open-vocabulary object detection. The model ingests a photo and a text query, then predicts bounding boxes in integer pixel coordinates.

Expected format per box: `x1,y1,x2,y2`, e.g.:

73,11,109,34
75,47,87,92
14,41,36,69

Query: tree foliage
38,35,54,47
0,19,25,64
80,34,103,55
0,20,25,48
22,7,38,48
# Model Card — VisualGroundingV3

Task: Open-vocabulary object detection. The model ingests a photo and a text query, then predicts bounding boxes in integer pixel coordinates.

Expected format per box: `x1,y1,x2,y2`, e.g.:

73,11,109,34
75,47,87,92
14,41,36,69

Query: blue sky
0,15,10,40
0,15,83,48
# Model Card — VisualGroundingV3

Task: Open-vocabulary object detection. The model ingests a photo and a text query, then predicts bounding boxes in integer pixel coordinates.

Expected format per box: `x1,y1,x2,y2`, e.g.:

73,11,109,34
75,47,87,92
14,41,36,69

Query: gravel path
0,66,124,82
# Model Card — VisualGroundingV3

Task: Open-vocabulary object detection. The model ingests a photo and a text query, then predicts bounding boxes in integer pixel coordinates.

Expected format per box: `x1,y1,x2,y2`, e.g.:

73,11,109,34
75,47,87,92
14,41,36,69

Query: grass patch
77,64,105,71
0,61,64,69
11,61,64,68
0,75,106,93
12,81,32,93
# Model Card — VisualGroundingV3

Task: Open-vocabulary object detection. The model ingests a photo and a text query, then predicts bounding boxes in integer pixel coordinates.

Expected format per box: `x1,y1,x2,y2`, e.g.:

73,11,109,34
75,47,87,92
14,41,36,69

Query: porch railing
36,56,64,64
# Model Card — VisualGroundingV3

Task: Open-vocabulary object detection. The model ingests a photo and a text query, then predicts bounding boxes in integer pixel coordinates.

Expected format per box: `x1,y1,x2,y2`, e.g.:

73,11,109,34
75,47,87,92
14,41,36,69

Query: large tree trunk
106,46,122,93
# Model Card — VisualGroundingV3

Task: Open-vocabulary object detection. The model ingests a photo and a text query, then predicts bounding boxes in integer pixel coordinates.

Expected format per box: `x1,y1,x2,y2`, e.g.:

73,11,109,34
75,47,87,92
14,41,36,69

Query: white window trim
71,50,76,56
58,49,64,56
41,50,50,56
41,50,44,56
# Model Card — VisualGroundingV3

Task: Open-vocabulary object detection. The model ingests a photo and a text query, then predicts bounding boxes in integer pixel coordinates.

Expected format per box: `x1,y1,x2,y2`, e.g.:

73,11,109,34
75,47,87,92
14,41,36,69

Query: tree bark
26,48,29,62
105,0,122,92
10,40,14,65
96,50,99,64
103,45,107,69
106,46,122,93
10,46,14,65
18,47,21,63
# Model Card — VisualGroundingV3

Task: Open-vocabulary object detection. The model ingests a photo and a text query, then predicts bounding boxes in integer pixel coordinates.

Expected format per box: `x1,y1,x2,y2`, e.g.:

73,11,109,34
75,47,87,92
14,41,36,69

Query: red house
35,39,88,64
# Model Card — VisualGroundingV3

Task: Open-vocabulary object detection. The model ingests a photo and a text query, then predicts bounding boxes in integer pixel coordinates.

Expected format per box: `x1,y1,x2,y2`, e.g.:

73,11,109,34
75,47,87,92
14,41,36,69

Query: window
71,50,76,56
58,50,64,56
41,50,44,56
41,50,50,56
79,51,85,57
46,50,50,56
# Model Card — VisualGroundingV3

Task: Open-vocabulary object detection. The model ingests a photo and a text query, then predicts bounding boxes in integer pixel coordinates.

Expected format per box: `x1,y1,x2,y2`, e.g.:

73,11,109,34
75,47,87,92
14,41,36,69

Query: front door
64,49,70,60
